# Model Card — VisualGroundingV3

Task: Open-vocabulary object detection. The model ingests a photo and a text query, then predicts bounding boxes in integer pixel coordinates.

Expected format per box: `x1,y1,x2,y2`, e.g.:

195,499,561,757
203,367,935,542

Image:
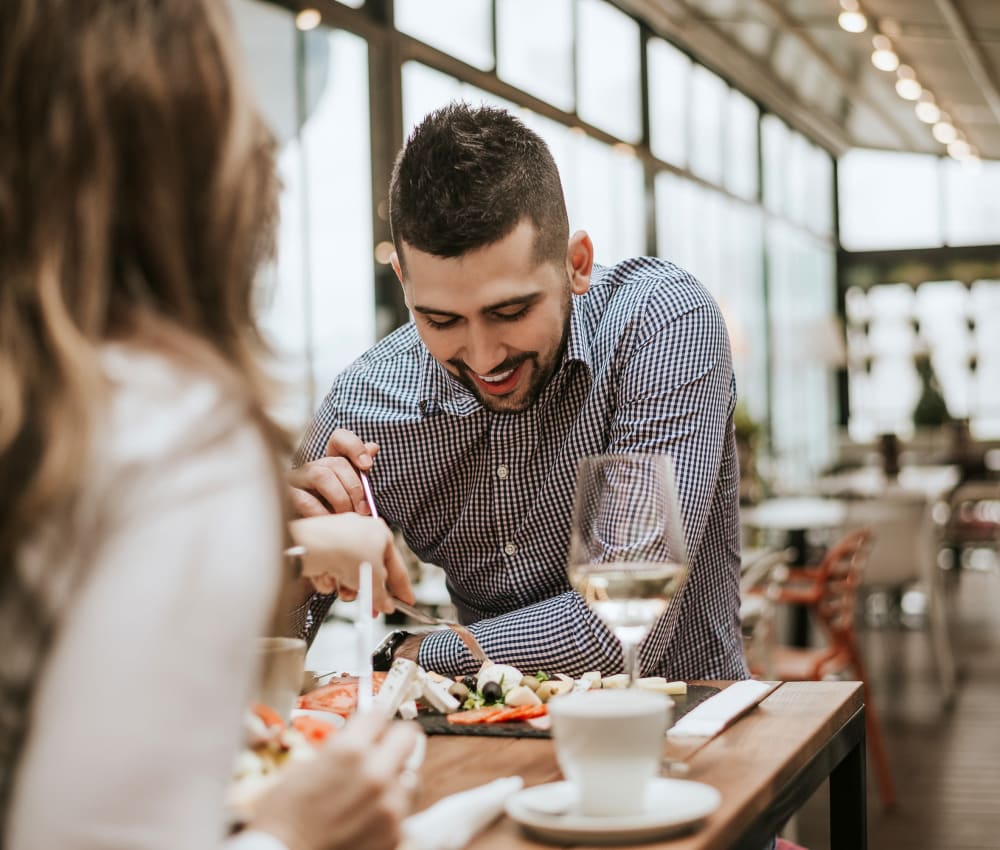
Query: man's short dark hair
389,103,569,271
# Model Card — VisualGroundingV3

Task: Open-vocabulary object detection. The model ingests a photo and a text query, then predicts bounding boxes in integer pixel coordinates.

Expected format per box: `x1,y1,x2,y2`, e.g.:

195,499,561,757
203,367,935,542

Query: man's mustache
448,352,536,377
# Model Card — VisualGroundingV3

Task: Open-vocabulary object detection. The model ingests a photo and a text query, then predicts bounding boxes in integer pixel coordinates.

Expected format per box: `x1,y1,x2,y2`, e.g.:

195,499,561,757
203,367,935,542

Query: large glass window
233,0,374,430
565,135,646,264
647,37,690,168
725,88,759,201
302,29,375,401
838,149,942,250
768,223,838,487
943,159,1000,247
576,0,641,142
688,65,725,185
761,114,789,216
847,278,1000,439
807,142,834,236
394,0,493,71
496,0,574,112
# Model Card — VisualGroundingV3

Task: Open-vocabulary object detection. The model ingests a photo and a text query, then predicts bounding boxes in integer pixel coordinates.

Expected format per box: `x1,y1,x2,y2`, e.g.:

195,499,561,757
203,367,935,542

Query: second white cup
548,688,673,818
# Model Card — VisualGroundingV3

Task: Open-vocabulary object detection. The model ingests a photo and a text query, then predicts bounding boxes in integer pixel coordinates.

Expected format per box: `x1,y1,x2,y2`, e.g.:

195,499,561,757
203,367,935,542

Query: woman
0,2,416,849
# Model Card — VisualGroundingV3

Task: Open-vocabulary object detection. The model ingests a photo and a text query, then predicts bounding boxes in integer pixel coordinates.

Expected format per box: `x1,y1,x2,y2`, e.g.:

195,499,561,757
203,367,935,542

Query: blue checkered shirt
296,257,747,681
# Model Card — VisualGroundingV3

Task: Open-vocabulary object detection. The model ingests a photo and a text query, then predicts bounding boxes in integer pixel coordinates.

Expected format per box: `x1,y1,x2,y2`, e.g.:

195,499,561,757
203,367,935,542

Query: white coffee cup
548,689,673,818
253,636,307,723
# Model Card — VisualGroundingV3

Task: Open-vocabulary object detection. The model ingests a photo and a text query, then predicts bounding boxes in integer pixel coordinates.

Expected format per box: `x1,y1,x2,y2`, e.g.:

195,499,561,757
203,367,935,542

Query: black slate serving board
416,684,720,738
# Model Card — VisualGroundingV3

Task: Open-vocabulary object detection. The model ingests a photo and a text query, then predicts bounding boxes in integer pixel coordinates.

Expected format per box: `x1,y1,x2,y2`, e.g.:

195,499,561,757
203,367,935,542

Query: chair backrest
813,528,872,642
739,548,793,597
845,492,931,587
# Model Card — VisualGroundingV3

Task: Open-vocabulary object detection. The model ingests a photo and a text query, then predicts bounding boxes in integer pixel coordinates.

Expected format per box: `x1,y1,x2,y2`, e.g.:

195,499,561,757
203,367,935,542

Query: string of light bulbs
837,0,978,162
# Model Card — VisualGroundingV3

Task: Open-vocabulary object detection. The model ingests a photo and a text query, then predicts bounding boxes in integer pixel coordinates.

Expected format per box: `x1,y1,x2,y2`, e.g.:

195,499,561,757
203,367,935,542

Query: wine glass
568,454,689,684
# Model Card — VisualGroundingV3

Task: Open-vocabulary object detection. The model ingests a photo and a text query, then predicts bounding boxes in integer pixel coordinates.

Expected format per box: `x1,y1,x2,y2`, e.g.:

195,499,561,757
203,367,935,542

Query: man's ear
566,230,594,295
390,251,404,285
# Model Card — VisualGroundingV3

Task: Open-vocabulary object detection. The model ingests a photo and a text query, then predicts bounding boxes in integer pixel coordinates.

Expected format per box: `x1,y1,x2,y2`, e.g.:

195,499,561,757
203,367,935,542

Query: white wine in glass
568,454,689,684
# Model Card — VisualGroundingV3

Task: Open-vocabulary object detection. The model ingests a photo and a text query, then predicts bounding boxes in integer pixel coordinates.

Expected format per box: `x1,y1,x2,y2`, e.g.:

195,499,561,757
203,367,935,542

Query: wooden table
414,681,866,850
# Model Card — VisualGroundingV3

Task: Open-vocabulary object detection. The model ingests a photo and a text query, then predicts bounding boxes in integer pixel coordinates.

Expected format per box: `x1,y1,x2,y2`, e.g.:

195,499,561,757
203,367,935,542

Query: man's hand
393,633,426,662
288,429,380,517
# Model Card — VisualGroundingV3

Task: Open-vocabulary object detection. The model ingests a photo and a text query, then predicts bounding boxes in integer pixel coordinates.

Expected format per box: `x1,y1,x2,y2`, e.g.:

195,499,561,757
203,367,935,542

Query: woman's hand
288,513,415,612
250,714,422,850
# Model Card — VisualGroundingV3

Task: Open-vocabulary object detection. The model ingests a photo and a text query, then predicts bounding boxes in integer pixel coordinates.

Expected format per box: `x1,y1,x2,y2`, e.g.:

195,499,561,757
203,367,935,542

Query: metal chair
739,548,793,680
768,528,897,810
845,490,958,706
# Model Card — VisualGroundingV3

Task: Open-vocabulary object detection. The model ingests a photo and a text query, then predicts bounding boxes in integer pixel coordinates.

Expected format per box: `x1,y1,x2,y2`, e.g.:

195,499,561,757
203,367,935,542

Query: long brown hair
0,0,286,561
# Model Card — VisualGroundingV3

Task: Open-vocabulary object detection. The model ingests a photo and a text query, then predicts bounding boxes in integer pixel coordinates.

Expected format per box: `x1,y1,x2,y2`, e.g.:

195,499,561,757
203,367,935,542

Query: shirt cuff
226,829,290,850
417,627,477,678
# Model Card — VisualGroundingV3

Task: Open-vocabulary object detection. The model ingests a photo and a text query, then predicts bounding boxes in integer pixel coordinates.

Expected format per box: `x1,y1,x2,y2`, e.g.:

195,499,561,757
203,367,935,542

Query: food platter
414,683,719,737
296,662,719,737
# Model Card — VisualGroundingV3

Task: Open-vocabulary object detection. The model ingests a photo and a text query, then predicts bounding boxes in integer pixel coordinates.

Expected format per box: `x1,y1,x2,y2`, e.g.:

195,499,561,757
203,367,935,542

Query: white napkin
668,680,775,739
400,776,524,850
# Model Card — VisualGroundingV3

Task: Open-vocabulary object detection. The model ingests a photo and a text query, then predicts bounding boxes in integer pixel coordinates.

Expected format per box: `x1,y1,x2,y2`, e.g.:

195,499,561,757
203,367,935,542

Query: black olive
481,681,503,703
461,675,477,691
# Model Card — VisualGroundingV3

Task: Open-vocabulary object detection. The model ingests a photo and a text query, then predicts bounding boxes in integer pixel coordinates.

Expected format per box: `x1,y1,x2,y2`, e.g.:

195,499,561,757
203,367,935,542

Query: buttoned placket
489,407,539,561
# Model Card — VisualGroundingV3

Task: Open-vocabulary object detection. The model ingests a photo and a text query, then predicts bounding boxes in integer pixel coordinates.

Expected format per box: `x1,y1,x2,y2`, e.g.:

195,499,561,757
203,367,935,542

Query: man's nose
460,326,506,376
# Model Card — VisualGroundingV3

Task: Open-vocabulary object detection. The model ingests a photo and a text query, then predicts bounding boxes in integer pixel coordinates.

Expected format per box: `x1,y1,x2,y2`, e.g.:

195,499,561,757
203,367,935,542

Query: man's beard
448,303,572,414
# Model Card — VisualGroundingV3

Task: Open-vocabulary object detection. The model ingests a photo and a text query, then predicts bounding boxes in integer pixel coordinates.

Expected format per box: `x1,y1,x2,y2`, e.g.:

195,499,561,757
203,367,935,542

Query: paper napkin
400,776,524,850
668,680,776,739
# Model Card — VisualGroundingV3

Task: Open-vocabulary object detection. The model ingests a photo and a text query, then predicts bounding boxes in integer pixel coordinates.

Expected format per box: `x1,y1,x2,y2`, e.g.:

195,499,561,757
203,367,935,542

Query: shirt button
497,464,509,480
503,542,518,556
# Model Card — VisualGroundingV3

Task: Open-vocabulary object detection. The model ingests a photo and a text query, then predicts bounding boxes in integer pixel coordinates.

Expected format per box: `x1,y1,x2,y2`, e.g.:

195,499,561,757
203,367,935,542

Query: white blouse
6,345,285,850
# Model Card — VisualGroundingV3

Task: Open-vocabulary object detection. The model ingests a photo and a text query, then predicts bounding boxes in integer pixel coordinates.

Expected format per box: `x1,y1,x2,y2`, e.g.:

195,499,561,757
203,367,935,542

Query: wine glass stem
622,638,641,685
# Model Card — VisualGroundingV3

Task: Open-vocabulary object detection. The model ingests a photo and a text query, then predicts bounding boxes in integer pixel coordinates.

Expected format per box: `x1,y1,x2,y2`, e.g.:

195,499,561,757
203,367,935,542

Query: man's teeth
479,368,514,383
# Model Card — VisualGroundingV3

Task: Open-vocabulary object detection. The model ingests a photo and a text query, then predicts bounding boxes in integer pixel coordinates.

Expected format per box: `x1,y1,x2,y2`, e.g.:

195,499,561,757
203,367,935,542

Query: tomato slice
251,702,285,730
446,706,506,725
298,672,387,717
292,715,338,745
483,704,548,724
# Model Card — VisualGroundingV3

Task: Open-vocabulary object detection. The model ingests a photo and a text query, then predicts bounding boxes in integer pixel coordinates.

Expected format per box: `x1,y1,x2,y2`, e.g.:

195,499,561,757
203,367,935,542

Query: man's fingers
327,428,377,471
327,465,369,515
289,487,332,518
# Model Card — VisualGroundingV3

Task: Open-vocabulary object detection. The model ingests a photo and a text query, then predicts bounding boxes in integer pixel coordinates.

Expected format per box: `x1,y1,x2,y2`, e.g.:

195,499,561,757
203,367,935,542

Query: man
290,103,746,681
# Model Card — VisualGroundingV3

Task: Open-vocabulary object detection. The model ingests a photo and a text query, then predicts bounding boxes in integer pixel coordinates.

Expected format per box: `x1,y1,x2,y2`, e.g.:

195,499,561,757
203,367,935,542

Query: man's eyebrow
412,292,542,317
412,304,461,317
482,293,542,312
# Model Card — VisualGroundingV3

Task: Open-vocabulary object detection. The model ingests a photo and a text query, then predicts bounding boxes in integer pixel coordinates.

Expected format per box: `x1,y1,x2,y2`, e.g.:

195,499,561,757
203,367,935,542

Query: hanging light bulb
295,8,321,31
895,66,922,100
838,0,868,33
915,92,940,124
871,34,899,71
932,114,958,145
947,138,971,160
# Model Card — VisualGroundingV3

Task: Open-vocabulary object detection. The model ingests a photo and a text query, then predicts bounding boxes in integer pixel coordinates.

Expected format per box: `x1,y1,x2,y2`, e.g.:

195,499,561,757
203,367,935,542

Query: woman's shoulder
98,341,263,469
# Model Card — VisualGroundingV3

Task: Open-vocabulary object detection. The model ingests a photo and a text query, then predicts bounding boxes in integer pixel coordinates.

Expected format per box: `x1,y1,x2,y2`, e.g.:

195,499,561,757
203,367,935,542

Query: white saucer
505,778,721,845
291,708,346,728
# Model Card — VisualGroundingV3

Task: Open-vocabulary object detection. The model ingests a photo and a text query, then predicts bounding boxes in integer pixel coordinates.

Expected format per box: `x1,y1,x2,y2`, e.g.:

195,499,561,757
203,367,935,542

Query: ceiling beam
615,0,852,155
933,0,1000,126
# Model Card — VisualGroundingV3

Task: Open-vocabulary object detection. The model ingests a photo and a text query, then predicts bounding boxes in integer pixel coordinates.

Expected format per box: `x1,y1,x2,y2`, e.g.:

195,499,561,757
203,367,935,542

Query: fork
360,471,491,666
390,597,492,665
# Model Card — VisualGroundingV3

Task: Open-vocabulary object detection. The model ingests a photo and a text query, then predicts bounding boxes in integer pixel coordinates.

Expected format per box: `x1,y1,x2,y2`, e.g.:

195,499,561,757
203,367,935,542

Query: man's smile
469,361,526,396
